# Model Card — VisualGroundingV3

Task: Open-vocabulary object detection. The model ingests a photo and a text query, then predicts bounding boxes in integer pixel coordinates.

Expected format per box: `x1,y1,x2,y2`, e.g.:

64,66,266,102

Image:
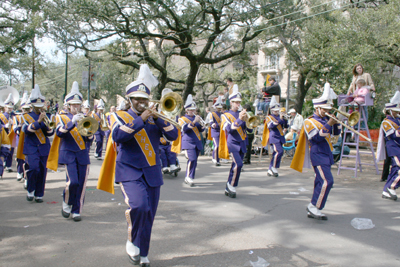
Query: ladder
337,106,379,177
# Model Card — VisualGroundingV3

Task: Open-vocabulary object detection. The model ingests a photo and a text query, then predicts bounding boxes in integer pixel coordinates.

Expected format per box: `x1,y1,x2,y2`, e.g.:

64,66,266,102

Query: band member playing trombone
179,94,205,186
47,81,94,221
91,99,106,159
376,91,400,201
20,85,55,203
262,96,288,177
291,83,340,220
97,64,178,266
219,86,251,198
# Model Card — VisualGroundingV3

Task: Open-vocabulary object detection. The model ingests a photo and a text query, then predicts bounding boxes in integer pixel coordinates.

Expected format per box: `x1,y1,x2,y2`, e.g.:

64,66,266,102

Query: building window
265,54,278,70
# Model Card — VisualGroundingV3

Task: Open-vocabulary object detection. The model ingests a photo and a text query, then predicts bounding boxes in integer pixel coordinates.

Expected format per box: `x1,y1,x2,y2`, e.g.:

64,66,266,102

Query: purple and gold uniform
13,114,25,177
22,110,54,199
264,114,288,170
380,116,400,197
91,111,105,158
0,122,11,177
210,111,222,163
303,113,340,210
55,112,93,215
220,110,249,188
0,110,15,170
179,114,205,179
159,137,177,170
111,108,178,258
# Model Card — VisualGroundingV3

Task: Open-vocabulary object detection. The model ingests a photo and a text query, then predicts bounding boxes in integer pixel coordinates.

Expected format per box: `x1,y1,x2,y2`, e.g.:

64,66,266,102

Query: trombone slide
325,113,371,142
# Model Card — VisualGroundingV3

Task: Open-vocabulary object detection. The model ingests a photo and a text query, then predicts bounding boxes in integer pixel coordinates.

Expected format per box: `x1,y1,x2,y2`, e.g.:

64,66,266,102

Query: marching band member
81,100,91,116
91,99,106,159
376,91,400,201
219,86,250,198
261,96,288,177
0,108,11,180
19,85,55,203
14,92,31,182
290,83,340,220
159,89,179,174
2,93,16,172
179,94,205,186
47,81,93,221
209,96,223,166
97,65,178,266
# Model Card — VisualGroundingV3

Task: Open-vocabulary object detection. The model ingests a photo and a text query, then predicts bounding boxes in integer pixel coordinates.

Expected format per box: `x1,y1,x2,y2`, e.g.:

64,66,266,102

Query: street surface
1,150,399,267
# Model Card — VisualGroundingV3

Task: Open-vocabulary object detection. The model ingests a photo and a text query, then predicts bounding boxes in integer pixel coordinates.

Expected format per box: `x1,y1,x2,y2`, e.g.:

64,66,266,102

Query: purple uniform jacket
180,115,204,150
55,113,91,165
1,111,14,134
111,108,179,186
266,114,288,144
304,114,341,166
21,111,54,156
222,110,248,153
382,116,400,158
211,111,221,138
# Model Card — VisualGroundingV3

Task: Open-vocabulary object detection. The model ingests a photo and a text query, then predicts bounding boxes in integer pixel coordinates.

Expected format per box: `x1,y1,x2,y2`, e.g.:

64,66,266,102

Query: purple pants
25,154,48,197
227,151,244,187
185,149,200,179
94,133,104,157
120,178,160,257
17,159,25,175
64,162,89,214
312,165,334,210
160,144,177,168
384,155,400,191
212,136,220,163
269,142,283,169
5,147,14,168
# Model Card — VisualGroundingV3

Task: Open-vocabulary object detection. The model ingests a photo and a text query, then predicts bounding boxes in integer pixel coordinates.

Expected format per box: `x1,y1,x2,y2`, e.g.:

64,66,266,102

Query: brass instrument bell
77,116,99,136
245,111,260,129
331,107,360,126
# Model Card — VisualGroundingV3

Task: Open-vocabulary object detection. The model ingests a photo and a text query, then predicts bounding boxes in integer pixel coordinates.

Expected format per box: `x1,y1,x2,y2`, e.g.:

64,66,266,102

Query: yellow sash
23,114,46,144
262,115,284,147
218,113,244,160
290,127,307,172
171,129,182,154
212,112,221,124
16,131,25,160
181,116,201,140
47,115,86,171
0,113,8,125
97,111,156,194
308,118,333,151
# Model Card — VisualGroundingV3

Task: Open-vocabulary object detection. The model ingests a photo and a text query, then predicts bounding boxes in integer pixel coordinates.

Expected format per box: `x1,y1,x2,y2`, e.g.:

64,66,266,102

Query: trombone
73,107,99,137
325,107,371,142
198,117,209,127
139,91,183,129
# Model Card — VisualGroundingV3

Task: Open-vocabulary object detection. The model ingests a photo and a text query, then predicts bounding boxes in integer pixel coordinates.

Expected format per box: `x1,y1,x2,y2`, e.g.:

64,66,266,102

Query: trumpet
198,117,209,127
280,113,290,120
31,105,56,129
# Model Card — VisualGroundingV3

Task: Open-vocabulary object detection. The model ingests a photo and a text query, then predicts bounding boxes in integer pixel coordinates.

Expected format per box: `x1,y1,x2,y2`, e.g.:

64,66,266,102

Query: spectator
259,76,281,114
243,104,255,165
285,108,304,140
347,63,375,95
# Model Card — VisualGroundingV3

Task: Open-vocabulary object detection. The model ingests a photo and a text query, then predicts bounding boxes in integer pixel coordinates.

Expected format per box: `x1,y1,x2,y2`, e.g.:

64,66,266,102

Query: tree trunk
182,61,200,102
295,72,311,114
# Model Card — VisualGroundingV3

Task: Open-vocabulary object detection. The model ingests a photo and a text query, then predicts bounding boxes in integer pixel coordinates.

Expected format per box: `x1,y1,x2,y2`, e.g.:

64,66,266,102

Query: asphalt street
1,149,400,267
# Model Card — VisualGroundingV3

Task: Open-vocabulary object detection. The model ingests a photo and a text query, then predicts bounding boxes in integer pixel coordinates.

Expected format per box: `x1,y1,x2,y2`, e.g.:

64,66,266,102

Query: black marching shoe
26,195,34,201
72,214,82,222
225,186,236,198
61,209,70,218
35,197,43,203
128,255,140,265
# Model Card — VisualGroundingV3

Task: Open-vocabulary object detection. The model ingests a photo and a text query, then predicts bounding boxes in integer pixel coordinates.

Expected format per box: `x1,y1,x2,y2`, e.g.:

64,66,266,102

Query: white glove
72,113,84,124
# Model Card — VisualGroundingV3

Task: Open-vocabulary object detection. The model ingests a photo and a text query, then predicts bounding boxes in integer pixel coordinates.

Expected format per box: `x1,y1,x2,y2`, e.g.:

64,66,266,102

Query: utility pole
285,63,291,111
32,37,35,88
88,58,91,104
64,46,68,101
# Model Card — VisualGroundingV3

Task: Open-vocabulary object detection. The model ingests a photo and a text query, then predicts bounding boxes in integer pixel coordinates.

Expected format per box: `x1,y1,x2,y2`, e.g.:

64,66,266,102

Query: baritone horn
245,111,260,129
100,113,109,131
77,116,99,137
